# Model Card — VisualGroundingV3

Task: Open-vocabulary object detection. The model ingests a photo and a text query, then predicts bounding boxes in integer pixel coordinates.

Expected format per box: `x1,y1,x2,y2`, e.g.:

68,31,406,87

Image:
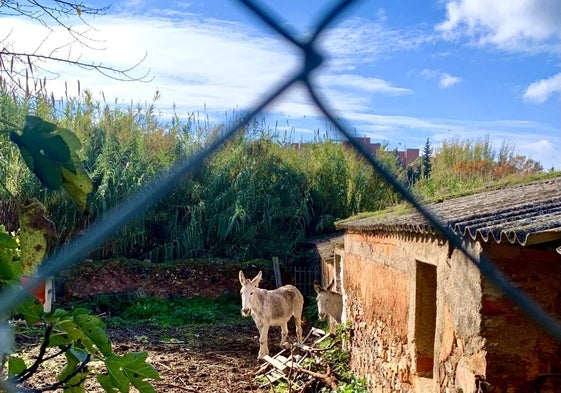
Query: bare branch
0,0,152,96
2,49,152,81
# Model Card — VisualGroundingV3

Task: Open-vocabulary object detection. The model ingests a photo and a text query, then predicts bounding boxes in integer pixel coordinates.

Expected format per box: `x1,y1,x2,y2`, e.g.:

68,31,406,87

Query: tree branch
0,0,152,96
1,49,152,81
14,324,56,383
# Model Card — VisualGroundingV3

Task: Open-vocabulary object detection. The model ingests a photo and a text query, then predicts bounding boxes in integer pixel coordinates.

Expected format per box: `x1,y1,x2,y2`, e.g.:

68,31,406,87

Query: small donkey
239,270,303,359
313,280,343,323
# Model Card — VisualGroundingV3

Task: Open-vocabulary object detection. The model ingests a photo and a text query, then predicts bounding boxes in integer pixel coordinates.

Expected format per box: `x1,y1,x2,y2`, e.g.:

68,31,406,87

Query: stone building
325,176,561,392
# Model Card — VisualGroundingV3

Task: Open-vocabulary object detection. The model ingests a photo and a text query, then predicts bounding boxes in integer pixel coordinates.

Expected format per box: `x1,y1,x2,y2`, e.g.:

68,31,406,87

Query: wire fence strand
3,0,561,353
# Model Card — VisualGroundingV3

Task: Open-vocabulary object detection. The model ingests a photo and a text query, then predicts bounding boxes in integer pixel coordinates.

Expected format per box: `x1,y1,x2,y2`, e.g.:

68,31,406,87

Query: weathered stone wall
344,254,412,391
340,231,487,392
436,242,487,392
342,232,416,392
338,229,561,392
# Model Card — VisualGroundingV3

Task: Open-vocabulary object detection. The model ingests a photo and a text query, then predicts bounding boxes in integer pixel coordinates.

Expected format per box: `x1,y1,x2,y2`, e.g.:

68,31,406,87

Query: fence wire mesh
2,0,560,368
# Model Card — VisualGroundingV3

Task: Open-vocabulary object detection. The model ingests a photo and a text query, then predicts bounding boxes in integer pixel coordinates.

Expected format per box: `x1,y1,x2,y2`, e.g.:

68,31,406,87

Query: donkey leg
258,325,270,359
294,316,303,343
280,322,289,348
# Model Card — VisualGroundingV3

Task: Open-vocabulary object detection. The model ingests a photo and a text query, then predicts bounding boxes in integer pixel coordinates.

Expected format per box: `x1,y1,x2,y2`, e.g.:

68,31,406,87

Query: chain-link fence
4,0,560,357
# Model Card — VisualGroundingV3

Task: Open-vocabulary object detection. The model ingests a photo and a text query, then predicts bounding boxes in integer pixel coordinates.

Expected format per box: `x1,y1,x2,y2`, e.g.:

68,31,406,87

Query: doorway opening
415,261,437,378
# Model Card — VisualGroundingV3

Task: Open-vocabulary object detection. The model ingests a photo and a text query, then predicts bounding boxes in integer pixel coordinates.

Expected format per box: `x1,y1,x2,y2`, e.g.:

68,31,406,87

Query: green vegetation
3,90,553,264
257,323,368,393
411,135,549,201
68,295,243,328
0,114,159,392
0,89,404,263
0,227,159,392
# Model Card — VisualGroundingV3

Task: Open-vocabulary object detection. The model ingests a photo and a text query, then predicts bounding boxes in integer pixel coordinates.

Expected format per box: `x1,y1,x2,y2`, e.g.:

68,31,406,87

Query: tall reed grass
1,87,396,263
1,86,549,263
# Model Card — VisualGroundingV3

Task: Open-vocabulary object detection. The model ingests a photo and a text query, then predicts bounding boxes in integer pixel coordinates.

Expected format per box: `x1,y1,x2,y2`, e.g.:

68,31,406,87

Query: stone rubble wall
340,232,486,392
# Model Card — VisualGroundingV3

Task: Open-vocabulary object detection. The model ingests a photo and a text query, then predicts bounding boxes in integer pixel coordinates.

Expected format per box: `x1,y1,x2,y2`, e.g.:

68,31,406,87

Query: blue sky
3,0,560,169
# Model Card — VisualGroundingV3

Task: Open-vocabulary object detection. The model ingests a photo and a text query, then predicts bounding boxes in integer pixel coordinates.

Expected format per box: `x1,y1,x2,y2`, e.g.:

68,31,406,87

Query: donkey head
239,270,262,317
314,280,340,322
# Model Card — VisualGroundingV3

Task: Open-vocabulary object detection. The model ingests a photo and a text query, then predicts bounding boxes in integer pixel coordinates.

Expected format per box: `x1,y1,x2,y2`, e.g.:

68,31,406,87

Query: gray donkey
239,270,303,359
313,280,343,323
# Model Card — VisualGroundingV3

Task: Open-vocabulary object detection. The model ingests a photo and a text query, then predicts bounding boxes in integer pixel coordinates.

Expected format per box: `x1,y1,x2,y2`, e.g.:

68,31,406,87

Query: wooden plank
313,333,331,346
256,325,333,388
301,326,326,344
262,354,301,373
278,355,301,371
263,355,288,372
293,334,331,353
310,327,326,337
293,342,317,352
265,371,283,383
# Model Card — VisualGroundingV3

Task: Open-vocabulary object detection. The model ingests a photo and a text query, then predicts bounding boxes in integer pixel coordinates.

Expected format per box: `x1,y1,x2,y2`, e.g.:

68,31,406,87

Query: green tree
421,138,432,180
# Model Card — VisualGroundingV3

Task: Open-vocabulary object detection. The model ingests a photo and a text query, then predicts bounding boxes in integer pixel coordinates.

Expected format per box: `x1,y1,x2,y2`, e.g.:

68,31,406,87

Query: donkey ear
326,280,336,292
252,271,263,287
313,281,323,294
239,270,247,285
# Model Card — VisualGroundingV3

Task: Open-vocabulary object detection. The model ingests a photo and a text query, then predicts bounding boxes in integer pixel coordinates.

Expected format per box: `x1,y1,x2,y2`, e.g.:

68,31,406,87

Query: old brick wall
480,242,561,392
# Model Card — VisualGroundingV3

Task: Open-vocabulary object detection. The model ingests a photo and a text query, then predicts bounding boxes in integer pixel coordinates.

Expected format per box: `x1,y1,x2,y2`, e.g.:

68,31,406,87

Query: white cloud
437,0,561,53
523,138,554,158
420,69,461,89
4,13,422,121
439,73,461,89
2,5,558,169
0,15,300,114
524,73,561,104
320,17,433,71
319,74,412,95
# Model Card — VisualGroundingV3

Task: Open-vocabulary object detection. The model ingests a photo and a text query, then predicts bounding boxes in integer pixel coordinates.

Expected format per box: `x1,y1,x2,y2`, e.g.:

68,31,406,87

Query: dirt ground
104,324,269,393
15,258,317,392
16,321,305,392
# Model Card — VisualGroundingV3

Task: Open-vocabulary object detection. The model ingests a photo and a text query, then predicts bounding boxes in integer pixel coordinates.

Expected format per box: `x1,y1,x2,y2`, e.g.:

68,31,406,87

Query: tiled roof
337,176,561,246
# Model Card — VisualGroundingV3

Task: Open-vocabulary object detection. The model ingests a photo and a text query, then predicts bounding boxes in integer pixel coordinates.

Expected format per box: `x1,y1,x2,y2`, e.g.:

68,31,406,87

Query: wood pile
254,327,338,392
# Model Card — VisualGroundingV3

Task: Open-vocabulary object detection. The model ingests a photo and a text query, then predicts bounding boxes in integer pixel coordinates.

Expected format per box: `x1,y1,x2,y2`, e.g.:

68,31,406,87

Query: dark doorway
415,261,437,377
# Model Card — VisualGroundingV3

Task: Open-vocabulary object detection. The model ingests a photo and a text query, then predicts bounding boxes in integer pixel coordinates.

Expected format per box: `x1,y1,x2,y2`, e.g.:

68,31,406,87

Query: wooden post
272,256,282,288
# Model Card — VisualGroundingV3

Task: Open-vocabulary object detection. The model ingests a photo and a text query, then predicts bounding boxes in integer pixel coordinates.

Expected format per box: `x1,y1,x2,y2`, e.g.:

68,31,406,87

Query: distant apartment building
343,137,420,168
291,137,420,168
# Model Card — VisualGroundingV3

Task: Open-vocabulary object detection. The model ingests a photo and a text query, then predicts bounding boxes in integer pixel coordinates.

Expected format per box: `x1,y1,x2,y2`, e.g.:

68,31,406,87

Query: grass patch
336,202,413,225
67,293,244,328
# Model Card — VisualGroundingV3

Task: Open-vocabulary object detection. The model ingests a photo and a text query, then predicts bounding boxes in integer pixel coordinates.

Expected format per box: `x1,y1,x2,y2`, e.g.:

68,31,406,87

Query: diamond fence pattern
3,0,560,347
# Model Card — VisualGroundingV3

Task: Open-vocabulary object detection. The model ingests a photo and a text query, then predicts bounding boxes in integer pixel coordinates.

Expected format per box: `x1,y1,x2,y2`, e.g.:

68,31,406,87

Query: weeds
257,323,368,393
